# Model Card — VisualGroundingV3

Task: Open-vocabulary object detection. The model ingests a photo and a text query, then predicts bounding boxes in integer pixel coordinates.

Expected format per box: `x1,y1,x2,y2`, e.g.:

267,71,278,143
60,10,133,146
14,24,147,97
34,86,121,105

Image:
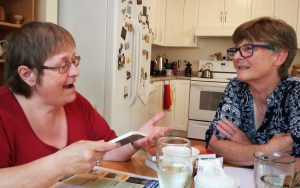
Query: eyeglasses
227,44,275,59
42,55,81,74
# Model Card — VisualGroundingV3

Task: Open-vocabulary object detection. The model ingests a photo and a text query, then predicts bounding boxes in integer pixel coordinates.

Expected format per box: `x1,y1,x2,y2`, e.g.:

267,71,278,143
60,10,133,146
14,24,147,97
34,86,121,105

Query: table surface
100,154,157,178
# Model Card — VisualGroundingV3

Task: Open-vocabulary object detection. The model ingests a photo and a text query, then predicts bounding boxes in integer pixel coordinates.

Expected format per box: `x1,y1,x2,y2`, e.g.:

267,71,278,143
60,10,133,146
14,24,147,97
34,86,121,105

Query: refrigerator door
105,0,152,134
59,0,151,135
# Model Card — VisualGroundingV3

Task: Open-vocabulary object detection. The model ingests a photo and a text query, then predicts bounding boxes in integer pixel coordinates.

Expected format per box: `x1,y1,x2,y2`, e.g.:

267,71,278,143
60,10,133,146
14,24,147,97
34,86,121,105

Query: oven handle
191,81,228,87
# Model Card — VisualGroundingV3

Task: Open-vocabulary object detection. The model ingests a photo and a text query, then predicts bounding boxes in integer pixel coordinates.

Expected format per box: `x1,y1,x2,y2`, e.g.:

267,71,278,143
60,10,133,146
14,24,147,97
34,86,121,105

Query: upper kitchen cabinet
0,0,35,85
181,0,198,47
150,0,166,46
251,0,298,30
164,0,185,46
195,0,252,36
251,0,275,18
150,0,198,47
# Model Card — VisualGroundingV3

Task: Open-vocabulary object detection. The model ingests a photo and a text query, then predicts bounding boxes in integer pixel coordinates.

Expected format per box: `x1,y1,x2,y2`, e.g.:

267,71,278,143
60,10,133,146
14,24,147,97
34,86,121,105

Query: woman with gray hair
205,17,300,170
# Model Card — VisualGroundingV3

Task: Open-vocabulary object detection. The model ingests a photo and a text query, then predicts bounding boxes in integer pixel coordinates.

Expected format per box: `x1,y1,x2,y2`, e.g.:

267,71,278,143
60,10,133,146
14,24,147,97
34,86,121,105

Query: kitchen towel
163,84,172,110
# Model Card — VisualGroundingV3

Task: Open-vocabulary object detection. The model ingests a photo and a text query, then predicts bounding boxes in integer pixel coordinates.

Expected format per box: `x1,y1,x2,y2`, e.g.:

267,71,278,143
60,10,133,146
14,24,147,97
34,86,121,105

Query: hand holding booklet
109,131,147,146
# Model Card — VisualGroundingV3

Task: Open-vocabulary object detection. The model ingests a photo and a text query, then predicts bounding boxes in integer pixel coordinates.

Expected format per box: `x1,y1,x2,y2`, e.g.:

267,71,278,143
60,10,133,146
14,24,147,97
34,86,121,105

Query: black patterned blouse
205,77,300,157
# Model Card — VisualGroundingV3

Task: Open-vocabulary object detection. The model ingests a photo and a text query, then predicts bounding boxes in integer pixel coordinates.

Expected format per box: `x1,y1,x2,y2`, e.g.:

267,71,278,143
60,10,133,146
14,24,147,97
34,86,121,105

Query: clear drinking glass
156,137,193,188
253,152,295,188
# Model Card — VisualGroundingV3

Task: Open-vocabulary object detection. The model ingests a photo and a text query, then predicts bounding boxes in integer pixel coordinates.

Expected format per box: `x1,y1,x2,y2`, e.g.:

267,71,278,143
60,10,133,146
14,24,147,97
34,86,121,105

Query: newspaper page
54,166,159,188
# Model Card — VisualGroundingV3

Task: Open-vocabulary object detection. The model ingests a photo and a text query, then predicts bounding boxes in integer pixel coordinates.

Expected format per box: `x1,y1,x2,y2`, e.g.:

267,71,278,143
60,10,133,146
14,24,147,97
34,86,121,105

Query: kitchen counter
150,75,192,82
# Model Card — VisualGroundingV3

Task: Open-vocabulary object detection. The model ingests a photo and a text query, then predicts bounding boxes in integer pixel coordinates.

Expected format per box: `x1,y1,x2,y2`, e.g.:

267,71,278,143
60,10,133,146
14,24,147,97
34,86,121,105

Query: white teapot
0,40,8,57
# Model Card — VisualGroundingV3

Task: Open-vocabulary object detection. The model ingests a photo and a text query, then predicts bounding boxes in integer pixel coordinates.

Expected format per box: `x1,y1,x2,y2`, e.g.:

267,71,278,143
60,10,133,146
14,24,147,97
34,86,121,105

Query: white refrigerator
58,0,152,135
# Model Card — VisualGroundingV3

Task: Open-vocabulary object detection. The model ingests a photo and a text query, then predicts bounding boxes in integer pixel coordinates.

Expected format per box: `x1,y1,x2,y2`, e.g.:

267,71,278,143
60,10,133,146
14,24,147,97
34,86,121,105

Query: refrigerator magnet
126,71,131,80
119,43,123,54
142,50,149,60
121,26,127,40
118,54,125,70
125,42,130,50
124,86,128,98
126,23,133,32
125,57,130,64
143,34,150,43
127,5,131,14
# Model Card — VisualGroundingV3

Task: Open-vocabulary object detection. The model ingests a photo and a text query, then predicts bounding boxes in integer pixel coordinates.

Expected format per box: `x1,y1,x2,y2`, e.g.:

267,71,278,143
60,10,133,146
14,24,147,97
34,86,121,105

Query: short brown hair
232,17,297,79
4,21,76,97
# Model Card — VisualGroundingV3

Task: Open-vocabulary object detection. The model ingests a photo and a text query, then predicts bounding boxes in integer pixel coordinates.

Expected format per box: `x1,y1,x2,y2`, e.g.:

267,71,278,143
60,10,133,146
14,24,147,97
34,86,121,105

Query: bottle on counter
185,61,192,77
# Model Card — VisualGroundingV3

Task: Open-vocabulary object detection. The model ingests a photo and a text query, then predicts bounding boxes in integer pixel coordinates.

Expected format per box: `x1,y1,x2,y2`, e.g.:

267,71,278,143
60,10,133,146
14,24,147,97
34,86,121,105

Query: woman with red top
0,22,171,187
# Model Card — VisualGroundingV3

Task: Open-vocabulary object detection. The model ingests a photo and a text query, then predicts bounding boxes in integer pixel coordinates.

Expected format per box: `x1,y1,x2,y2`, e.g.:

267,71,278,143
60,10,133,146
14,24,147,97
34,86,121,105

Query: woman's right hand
52,140,119,175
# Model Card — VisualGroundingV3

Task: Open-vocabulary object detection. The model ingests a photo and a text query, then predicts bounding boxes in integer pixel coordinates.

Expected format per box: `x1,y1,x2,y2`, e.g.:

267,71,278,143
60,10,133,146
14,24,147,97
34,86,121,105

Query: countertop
150,75,192,82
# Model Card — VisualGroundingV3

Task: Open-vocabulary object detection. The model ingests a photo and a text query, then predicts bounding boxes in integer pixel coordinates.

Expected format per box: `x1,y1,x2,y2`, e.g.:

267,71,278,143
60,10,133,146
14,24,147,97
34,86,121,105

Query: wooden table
100,155,157,178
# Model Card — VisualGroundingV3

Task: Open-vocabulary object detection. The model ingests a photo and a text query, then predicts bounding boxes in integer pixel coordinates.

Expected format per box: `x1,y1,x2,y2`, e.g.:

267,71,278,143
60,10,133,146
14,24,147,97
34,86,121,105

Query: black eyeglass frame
42,55,81,74
227,44,275,59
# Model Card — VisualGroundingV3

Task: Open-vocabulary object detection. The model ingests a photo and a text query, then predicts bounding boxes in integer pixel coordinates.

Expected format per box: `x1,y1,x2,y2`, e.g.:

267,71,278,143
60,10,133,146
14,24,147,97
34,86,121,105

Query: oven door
189,80,227,122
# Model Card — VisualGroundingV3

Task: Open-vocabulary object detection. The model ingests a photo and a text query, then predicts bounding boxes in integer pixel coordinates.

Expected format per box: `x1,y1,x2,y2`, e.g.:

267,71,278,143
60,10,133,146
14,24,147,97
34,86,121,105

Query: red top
0,86,117,167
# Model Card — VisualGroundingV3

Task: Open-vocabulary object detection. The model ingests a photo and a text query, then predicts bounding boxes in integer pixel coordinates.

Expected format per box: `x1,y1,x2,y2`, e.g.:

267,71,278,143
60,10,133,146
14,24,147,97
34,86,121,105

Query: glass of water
253,152,295,188
156,137,193,188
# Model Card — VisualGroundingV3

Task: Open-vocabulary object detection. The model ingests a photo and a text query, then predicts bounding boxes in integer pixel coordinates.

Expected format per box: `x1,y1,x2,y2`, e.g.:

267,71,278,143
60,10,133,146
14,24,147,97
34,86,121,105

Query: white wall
58,0,108,114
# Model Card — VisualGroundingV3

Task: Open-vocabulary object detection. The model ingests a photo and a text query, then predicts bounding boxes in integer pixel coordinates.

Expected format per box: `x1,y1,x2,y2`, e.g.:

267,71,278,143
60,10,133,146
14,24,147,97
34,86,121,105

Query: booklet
56,166,159,188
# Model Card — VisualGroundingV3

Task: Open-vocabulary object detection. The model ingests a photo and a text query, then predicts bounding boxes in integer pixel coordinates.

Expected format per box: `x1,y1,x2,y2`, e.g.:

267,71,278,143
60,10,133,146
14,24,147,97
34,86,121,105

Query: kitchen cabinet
147,81,175,127
147,79,190,131
251,0,298,30
251,0,299,47
251,0,275,18
195,0,252,36
150,0,198,47
164,0,185,46
0,0,36,85
150,0,166,46
181,0,198,47
0,0,58,86
171,79,190,131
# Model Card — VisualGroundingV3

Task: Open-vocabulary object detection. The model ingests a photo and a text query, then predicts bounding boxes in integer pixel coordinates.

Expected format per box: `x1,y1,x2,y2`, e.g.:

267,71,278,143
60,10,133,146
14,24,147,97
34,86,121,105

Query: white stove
187,60,236,140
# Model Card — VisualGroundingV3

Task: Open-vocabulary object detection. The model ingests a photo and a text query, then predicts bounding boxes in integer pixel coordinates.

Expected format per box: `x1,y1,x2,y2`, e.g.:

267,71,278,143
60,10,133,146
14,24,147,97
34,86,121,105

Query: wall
152,38,300,72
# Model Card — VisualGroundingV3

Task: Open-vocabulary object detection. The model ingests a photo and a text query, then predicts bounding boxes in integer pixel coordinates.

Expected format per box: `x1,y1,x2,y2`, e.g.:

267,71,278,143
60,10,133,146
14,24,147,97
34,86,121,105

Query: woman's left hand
134,112,172,150
216,119,252,144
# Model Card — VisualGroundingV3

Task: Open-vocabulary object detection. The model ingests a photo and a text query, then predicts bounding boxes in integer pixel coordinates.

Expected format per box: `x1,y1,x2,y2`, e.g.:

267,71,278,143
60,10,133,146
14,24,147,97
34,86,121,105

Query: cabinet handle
224,11,227,23
220,11,223,23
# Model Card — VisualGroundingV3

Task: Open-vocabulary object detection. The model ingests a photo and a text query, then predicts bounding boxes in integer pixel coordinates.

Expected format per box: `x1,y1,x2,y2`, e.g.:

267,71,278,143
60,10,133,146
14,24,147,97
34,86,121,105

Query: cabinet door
224,0,252,28
274,0,298,29
251,0,275,19
182,0,199,47
196,0,251,36
172,80,190,131
197,0,224,28
164,0,185,46
150,0,166,45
